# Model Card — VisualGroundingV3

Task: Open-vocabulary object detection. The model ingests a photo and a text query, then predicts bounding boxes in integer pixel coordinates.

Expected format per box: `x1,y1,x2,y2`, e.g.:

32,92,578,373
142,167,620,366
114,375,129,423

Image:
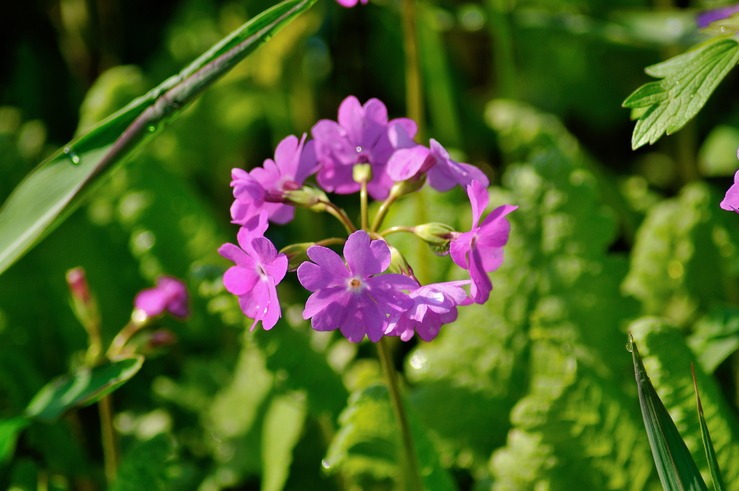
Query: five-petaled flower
134,276,189,319
297,230,417,342
219,226,288,330
450,180,517,304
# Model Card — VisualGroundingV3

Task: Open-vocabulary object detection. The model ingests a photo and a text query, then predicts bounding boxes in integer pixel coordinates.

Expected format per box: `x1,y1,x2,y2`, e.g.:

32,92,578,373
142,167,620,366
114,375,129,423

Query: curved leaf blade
629,333,707,491
692,366,726,491
0,0,315,276
24,356,143,423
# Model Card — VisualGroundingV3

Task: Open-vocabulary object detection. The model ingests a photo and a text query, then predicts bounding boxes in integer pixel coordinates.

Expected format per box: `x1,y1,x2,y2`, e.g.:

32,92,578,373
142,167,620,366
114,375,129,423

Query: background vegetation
1,0,738,489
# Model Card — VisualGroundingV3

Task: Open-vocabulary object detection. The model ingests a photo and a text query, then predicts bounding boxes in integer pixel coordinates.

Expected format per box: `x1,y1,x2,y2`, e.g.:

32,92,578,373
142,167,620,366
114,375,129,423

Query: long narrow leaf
692,365,726,491
0,0,315,276
629,333,708,491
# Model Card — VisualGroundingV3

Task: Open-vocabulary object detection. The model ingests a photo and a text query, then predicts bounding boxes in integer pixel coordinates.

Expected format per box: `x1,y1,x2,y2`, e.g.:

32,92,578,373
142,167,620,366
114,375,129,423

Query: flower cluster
219,95,516,342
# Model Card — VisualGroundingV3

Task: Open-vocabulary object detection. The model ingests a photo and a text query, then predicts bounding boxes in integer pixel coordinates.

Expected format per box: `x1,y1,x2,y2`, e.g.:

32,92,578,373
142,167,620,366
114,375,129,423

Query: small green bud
353,163,373,184
280,242,315,271
413,223,455,252
284,186,329,209
388,174,426,199
387,244,416,279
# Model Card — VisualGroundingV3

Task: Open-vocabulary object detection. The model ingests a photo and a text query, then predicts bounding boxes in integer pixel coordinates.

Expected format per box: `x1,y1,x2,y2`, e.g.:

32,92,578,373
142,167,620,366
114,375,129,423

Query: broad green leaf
623,37,739,149
630,318,739,486
688,308,739,374
0,417,29,465
24,356,143,423
692,367,726,491
0,0,316,277
261,393,307,491
111,434,176,491
324,384,455,491
629,332,707,491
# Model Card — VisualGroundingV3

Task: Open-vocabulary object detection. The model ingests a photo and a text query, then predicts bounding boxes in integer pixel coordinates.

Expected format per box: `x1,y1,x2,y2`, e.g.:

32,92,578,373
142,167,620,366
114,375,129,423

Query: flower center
347,276,365,293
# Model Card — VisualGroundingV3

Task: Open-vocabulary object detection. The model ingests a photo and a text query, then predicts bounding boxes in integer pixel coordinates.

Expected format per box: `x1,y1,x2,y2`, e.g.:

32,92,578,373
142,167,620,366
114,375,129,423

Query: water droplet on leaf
625,340,633,353
63,146,81,165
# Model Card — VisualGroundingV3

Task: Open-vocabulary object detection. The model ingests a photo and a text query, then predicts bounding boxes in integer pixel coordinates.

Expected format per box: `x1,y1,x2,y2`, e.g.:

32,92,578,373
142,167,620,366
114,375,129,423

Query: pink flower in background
312,96,416,199
450,180,516,304
219,227,288,330
387,125,489,191
297,230,416,342
231,134,317,226
385,281,471,342
336,0,368,8
135,276,189,319
721,169,739,213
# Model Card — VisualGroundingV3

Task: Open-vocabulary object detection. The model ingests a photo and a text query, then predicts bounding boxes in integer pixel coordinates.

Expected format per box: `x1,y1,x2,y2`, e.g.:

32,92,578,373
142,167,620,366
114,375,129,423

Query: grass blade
691,365,726,491
629,333,708,491
0,0,315,276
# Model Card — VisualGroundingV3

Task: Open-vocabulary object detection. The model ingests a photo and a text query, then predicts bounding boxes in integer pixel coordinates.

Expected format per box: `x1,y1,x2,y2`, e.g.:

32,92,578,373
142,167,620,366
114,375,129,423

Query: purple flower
385,281,471,342
697,4,739,29
311,96,416,200
231,134,317,226
721,169,739,213
134,276,189,319
336,0,368,6
219,227,288,330
387,126,489,191
297,230,416,343
450,180,516,304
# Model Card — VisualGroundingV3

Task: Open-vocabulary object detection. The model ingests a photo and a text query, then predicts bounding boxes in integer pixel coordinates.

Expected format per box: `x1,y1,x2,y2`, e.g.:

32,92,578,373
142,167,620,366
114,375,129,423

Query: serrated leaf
623,38,739,149
24,356,143,423
0,0,315,277
629,333,707,491
692,367,726,491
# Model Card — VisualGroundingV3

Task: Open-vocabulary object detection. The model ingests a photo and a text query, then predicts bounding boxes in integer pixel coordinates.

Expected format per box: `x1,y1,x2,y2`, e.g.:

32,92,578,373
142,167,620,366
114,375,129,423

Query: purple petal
468,243,492,304
343,231,389,278
223,266,259,296
467,180,489,228
387,146,429,182
720,170,739,213
298,246,349,291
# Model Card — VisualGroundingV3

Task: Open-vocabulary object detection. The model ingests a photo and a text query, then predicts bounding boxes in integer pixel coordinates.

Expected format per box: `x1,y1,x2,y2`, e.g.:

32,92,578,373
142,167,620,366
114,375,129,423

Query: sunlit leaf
0,0,316,277
261,393,307,491
24,356,143,423
629,332,707,491
623,37,739,149
0,417,29,465
691,366,726,491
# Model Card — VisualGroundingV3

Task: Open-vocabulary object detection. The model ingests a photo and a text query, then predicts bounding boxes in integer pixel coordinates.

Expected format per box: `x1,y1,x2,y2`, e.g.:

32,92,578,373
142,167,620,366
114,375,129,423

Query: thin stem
99,394,119,484
371,192,399,233
380,225,415,237
106,320,144,359
402,0,424,138
360,179,369,231
321,200,357,235
376,338,423,491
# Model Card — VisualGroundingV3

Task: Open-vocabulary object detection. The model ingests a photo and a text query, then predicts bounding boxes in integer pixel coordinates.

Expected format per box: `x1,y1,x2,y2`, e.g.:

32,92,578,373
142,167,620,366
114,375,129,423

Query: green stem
99,394,119,484
487,0,517,98
370,192,399,233
321,200,357,234
360,179,369,231
376,338,423,491
402,0,424,137
380,225,415,237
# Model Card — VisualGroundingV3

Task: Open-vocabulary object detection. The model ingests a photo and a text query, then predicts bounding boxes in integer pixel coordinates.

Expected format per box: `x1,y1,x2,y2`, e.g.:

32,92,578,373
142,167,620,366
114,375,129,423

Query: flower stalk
377,337,423,491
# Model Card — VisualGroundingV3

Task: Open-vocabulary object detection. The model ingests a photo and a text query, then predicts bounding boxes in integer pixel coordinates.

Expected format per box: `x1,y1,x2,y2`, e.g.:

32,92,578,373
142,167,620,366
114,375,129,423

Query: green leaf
691,367,726,491
629,332,707,491
324,384,455,491
0,417,29,465
111,434,176,491
623,37,739,149
0,0,315,277
630,318,739,486
688,307,739,374
261,393,307,491
24,356,143,423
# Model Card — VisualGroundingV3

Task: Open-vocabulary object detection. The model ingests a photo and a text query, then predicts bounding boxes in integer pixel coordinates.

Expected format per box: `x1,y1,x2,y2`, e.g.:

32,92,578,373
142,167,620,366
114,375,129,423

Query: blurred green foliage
1,0,739,490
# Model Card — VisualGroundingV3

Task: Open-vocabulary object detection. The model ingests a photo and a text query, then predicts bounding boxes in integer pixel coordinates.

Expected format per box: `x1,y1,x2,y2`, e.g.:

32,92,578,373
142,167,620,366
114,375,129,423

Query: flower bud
388,174,426,200
283,186,329,209
387,244,416,279
413,222,455,255
353,163,372,184
280,242,315,271
65,266,101,336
